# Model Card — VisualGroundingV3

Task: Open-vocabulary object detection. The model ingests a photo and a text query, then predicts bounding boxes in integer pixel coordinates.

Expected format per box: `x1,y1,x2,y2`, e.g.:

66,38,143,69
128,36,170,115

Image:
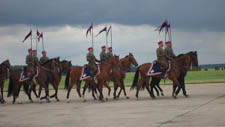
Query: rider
106,47,113,60
164,41,176,60
156,41,168,72
26,48,35,77
40,50,49,64
86,47,100,80
32,50,41,66
100,45,107,64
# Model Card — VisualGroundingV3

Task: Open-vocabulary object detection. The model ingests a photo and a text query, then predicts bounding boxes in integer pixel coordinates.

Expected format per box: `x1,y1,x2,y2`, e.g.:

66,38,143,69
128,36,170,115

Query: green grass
3,70,225,91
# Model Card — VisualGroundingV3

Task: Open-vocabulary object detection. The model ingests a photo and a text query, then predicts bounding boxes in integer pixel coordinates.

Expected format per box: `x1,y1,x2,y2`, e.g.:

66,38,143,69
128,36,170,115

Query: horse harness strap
40,66,53,72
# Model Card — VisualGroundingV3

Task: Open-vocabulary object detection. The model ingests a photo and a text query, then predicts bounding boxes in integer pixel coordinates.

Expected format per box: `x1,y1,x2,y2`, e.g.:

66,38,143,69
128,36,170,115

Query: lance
42,33,44,51
92,23,94,52
110,26,113,53
106,26,108,50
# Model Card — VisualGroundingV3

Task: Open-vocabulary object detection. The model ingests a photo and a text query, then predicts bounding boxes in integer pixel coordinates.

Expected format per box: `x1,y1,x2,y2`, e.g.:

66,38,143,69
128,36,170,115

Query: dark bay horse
150,51,199,98
7,59,57,104
49,60,72,100
65,56,119,102
131,53,194,99
111,53,138,99
0,60,11,104
34,59,71,102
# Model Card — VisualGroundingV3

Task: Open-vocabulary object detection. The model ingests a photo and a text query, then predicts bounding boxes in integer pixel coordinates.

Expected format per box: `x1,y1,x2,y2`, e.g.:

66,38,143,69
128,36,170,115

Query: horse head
189,51,199,67
128,53,138,66
61,60,72,73
1,59,11,70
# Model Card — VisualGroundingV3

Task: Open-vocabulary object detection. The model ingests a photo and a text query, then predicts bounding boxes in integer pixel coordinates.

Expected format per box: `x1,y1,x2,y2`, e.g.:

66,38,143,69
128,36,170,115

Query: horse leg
1,85,5,103
121,80,129,99
172,78,180,99
175,75,188,98
76,81,82,101
91,81,98,100
50,82,60,101
151,78,159,97
98,81,104,102
104,82,111,98
31,85,39,98
66,78,76,103
113,80,118,100
156,78,164,96
136,78,144,99
146,77,155,99
43,84,50,102
14,83,22,104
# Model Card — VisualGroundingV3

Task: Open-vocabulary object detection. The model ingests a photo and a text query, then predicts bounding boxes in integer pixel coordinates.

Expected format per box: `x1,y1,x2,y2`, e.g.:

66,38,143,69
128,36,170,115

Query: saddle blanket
80,65,100,80
19,67,40,82
146,61,171,76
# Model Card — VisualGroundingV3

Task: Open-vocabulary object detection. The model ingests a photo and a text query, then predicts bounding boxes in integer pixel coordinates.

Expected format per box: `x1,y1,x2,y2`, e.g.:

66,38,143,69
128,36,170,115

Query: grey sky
1,0,225,31
0,0,225,65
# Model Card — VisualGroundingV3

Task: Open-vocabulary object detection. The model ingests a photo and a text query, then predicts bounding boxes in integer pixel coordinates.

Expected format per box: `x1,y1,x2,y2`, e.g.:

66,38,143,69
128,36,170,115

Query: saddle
146,61,171,76
19,67,40,82
80,64,100,80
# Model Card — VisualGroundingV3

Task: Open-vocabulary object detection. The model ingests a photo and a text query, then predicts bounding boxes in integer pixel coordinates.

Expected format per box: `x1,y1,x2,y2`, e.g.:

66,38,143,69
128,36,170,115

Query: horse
0,60,11,104
48,60,72,101
172,51,198,97
32,58,71,102
131,52,194,99
65,55,119,102
150,51,199,98
111,53,138,99
7,58,57,104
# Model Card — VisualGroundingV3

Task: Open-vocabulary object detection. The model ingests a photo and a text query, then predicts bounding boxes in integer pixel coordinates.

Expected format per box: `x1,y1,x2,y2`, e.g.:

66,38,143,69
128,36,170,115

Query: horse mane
61,60,68,63
41,59,54,66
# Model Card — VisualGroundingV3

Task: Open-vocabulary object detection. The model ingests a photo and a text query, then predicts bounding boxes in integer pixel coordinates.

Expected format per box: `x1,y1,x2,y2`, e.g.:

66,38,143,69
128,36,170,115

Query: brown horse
0,60,11,104
7,58,57,104
32,58,72,102
111,53,138,99
49,60,72,101
150,51,199,98
65,55,119,102
131,53,194,99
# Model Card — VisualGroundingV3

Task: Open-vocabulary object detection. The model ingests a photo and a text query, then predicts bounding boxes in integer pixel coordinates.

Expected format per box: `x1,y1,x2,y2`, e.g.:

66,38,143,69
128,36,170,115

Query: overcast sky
0,0,225,65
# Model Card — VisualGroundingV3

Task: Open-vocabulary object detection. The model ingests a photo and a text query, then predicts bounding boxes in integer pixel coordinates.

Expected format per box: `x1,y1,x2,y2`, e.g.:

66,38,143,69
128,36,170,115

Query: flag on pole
22,30,32,42
86,24,93,37
106,26,111,36
96,26,107,37
37,30,41,42
159,20,170,34
38,32,43,42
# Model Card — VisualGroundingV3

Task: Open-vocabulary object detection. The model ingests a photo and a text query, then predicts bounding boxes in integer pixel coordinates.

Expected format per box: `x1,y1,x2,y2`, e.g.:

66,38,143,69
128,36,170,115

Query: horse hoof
126,96,130,99
29,100,33,103
161,93,164,96
173,96,177,99
185,95,190,98
56,99,60,102
83,99,86,102
66,99,70,103
105,98,108,101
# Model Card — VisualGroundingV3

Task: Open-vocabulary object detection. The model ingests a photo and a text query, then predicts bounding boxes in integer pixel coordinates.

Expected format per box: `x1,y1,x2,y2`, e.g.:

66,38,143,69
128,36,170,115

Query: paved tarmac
1,83,225,127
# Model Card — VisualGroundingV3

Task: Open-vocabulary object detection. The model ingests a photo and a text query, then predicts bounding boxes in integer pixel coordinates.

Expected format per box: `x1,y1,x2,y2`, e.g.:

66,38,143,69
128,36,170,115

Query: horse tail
131,66,140,90
64,68,71,89
7,76,14,97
